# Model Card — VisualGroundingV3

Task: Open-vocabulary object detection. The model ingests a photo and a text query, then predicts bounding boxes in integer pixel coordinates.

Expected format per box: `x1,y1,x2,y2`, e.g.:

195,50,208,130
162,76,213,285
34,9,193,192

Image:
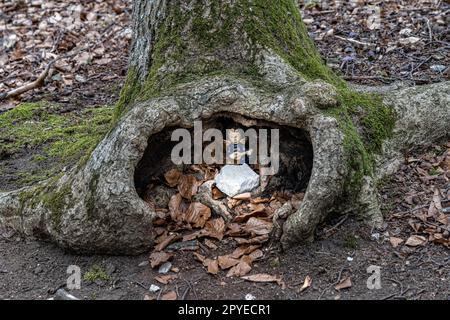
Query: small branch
0,22,118,102
323,214,349,237
334,35,376,47
0,60,55,101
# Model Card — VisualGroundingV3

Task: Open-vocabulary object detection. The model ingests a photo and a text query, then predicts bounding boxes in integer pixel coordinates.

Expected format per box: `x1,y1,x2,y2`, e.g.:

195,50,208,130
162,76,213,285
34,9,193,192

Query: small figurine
225,129,253,164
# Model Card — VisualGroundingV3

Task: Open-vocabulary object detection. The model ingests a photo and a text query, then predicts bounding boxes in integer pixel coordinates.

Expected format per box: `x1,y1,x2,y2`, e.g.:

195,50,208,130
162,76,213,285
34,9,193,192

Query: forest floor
0,0,449,300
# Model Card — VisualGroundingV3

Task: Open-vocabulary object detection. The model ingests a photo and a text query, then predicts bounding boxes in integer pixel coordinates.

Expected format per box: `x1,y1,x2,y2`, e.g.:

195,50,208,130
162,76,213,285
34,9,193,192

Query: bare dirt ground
0,1,449,300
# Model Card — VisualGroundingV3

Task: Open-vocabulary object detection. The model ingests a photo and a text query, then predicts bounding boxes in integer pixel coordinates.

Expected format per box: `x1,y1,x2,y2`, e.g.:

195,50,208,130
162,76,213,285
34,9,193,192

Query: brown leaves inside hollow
164,168,182,187
178,175,201,200
185,202,211,228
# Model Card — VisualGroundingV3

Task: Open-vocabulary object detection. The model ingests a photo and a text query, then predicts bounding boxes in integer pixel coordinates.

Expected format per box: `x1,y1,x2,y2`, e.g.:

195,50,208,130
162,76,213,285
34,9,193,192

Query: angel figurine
225,129,253,164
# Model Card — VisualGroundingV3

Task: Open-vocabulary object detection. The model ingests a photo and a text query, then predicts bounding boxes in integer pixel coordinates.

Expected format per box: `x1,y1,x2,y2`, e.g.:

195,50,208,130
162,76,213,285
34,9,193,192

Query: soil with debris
1,1,449,300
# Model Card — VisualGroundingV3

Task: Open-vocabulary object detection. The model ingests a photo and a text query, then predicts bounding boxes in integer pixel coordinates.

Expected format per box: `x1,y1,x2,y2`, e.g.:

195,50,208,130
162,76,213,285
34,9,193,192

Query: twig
425,18,433,42
334,35,376,47
0,61,55,101
0,22,118,102
343,75,399,84
156,286,164,300
324,214,349,237
134,281,148,290
181,284,191,300
318,266,346,300
381,293,397,300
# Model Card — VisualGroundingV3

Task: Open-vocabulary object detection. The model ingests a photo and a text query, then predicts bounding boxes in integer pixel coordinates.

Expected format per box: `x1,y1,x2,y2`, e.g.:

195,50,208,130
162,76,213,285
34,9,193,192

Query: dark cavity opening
134,114,313,204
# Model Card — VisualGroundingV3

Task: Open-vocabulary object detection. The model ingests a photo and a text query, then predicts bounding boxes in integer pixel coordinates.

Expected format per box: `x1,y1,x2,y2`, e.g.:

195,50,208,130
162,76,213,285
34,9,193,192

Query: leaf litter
146,164,302,284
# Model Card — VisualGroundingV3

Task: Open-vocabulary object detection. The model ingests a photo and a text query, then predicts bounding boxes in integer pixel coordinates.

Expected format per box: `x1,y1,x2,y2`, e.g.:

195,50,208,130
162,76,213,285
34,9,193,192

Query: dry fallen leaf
250,197,271,204
204,239,218,250
233,193,251,200
437,214,449,226
185,202,211,228
405,235,427,247
218,255,240,270
233,210,267,223
204,218,226,240
227,198,242,209
149,251,173,268
204,258,219,275
234,234,270,245
248,249,264,261
178,175,201,200
164,168,182,187
168,193,183,221
154,234,178,251
226,260,252,277
230,245,260,259
193,252,206,263
212,187,225,200
247,203,266,213
155,274,178,284
335,277,352,291
161,291,177,300
241,273,286,289
244,217,273,236
389,237,404,248
299,275,312,292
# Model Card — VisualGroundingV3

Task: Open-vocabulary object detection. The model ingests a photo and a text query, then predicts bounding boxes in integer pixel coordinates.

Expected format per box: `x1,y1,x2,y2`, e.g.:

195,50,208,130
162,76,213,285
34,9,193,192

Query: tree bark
0,0,449,254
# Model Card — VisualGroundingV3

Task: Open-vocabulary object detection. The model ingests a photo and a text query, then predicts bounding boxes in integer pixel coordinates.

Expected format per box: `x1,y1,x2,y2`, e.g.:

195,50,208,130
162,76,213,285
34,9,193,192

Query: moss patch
114,0,396,195
83,265,110,282
0,102,113,188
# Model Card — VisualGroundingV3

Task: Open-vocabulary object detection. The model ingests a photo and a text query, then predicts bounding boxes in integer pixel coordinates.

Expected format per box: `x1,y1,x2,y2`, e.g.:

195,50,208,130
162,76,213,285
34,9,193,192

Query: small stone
245,293,256,300
371,233,380,241
215,164,260,198
75,75,87,83
430,65,447,73
54,289,79,300
158,262,172,274
346,257,354,262
149,284,160,293
138,261,149,267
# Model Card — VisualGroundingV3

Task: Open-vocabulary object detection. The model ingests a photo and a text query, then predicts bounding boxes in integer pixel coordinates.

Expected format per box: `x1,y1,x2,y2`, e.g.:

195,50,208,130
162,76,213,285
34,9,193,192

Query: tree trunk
0,0,449,254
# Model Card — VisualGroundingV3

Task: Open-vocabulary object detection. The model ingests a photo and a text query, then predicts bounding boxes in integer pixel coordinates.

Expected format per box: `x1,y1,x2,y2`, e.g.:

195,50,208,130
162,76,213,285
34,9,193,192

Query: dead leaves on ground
155,274,178,285
149,251,173,268
386,142,450,249
405,235,427,247
241,274,286,289
0,0,131,103
185,202,211,228
146,165,303,281
161,291,177,300
299,275,312,293
335,277,352,291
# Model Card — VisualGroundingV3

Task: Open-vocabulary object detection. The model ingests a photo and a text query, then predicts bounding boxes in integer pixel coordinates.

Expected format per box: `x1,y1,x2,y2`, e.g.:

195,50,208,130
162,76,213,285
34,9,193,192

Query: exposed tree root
0,70,448,254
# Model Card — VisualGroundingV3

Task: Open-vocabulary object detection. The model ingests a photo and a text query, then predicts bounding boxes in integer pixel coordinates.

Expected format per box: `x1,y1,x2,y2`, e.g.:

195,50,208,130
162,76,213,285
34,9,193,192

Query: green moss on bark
116,0,335,116
115,0,396,195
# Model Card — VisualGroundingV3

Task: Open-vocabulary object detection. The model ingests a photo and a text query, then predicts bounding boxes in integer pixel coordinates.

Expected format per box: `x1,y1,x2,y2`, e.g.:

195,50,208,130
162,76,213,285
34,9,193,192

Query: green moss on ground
0,102,113,187
83,265,110,282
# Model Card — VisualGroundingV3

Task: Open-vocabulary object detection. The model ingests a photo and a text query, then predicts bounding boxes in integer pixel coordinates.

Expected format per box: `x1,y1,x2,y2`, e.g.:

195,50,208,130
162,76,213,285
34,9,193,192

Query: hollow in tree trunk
0,0,449,254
